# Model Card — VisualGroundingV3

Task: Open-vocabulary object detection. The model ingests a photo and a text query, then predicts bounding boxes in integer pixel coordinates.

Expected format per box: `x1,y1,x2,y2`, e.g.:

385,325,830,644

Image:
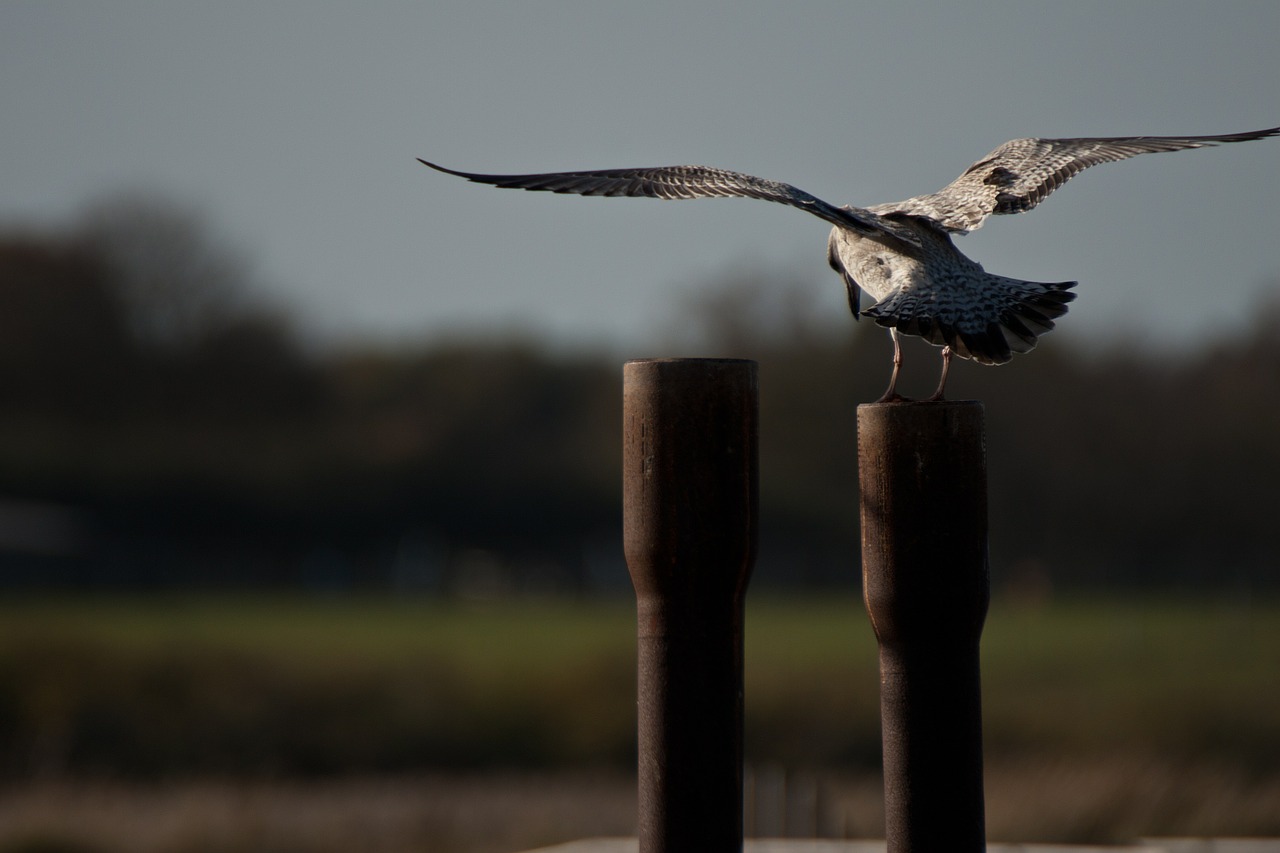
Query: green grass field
2,593,1277,774
1,593,1278,850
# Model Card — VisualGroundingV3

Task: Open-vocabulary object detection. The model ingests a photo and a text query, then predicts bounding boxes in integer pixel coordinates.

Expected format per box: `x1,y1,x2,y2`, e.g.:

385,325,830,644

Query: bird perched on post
420,126,1278,401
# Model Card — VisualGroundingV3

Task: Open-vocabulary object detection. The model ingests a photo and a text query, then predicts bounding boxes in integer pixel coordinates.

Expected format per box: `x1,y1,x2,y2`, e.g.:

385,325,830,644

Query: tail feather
865,277,1077,365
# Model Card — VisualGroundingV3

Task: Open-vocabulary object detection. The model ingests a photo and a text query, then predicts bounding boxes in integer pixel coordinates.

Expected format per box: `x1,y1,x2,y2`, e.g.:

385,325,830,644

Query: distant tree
0,234,135,420
72,193,262,351
3,194,1278,592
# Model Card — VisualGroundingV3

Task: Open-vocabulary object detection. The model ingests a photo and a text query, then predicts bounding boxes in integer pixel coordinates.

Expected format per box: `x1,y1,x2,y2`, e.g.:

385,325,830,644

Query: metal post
623,358,759,853
858,401,989,853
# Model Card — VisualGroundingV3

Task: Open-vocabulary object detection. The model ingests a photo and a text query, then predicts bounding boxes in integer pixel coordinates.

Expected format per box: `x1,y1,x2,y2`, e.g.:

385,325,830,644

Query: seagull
420,126,1279,401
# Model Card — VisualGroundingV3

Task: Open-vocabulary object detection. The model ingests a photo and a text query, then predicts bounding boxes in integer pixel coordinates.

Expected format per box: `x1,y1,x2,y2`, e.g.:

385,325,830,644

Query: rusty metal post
858,401,989,853
623,358,758,853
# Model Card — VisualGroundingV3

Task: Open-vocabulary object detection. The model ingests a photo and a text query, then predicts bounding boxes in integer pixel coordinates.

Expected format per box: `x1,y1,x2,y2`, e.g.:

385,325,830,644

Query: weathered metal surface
623,358,759,853
857,400,989,853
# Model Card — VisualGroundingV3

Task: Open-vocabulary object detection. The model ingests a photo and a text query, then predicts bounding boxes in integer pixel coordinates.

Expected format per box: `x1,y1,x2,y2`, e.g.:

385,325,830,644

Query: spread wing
877,126,1280,234
419,160,922,249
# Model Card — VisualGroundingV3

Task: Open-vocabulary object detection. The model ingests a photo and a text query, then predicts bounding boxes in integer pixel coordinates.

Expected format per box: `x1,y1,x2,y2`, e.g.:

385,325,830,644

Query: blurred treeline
2,196,1278,594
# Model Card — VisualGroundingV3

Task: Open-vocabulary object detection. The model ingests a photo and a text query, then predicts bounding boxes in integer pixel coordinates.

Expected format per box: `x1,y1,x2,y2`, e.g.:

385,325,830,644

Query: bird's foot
874,392,914,404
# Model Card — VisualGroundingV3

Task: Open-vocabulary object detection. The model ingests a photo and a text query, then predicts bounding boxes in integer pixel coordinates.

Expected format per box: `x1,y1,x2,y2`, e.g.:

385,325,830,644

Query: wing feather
876,126,1280,233
418,160,922,248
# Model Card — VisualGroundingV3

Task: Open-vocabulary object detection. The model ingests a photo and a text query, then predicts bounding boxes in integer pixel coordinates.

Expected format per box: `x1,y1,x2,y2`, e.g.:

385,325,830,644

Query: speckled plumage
420,126,1278,398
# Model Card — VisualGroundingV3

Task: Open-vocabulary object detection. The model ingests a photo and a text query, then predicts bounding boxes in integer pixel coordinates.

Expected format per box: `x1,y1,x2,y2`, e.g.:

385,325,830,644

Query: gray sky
3,1,1278,355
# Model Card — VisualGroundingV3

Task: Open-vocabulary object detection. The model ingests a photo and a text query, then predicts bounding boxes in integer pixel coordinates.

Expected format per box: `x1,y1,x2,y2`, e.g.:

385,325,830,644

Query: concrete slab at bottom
1140,843,1280,853
515,840,1280,853
514,842,882,853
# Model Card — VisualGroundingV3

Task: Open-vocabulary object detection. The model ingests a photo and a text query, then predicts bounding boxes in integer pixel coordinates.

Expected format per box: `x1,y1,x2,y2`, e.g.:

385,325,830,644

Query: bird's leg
926,346,952,402
875,329,908,403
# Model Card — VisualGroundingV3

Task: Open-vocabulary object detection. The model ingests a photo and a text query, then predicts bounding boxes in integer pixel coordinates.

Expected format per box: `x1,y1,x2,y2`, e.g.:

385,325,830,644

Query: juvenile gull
421,127,1278,401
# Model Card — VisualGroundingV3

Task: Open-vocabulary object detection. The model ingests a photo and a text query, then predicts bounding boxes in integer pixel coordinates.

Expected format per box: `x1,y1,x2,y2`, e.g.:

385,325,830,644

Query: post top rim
857,399,983,410
624,357,758,366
